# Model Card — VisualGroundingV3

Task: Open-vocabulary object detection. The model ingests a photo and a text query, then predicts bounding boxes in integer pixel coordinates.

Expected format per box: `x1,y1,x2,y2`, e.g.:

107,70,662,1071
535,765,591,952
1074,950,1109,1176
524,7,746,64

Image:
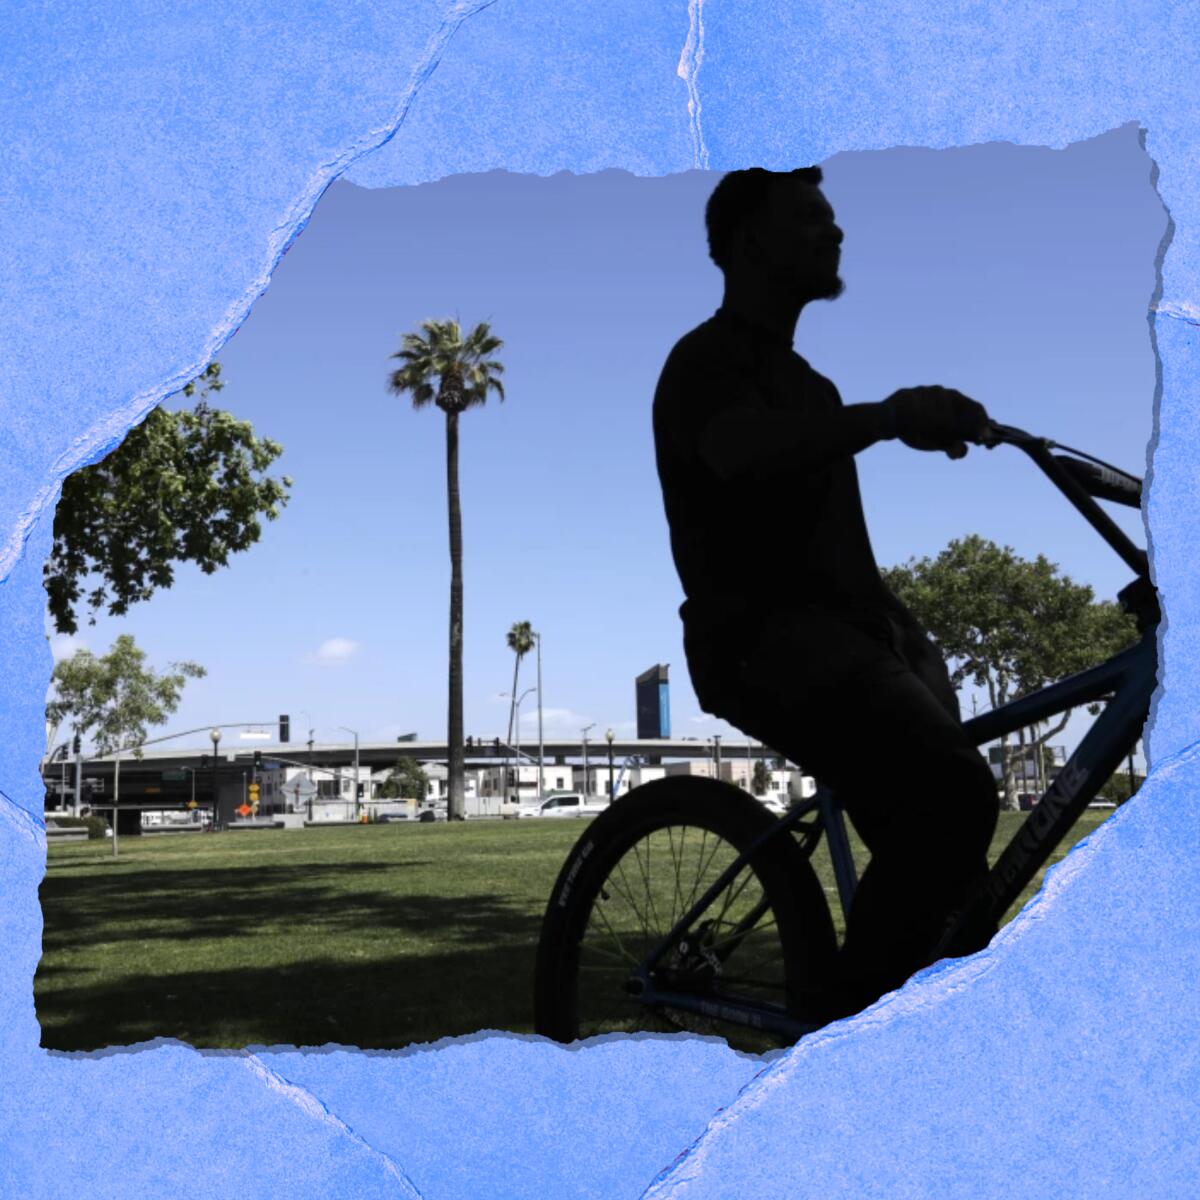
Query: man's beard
806,271,844,302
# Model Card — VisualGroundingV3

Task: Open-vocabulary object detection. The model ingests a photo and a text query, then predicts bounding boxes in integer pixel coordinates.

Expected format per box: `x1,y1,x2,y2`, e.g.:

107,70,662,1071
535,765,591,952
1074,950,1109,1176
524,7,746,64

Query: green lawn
37,808,1116,1051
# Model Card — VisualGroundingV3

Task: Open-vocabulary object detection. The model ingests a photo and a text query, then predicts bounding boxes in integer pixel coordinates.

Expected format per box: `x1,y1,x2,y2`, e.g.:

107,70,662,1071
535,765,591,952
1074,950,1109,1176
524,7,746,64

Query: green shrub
49,815,108,840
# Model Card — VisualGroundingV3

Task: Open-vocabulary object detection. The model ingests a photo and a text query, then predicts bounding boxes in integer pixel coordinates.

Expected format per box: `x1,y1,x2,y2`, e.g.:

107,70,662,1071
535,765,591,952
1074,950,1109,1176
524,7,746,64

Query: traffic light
72,733,81,755
253,750,263,771
200,754,209,770
279,714,290,743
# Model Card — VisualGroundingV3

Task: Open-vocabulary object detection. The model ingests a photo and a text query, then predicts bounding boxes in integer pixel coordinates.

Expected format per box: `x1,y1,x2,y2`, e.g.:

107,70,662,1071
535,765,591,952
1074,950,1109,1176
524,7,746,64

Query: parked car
516,793,608,819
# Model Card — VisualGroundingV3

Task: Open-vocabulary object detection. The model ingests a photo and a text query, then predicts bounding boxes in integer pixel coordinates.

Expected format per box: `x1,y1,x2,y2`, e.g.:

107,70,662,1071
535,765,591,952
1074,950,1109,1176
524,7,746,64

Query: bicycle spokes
574,827,788,1041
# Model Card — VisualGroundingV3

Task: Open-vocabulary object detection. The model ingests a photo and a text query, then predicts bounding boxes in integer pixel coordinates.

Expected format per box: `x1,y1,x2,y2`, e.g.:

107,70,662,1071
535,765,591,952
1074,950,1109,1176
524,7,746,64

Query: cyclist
652,166,1000,1023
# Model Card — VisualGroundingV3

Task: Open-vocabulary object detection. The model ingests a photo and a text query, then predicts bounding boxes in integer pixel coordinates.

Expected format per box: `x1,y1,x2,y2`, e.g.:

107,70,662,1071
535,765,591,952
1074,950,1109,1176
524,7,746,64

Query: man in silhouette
652,166,1000,1023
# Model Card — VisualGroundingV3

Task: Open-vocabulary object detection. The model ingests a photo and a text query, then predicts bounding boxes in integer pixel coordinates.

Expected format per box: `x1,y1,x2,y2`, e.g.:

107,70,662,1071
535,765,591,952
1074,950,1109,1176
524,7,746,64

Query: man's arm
698,401,891,482
696,385,989,483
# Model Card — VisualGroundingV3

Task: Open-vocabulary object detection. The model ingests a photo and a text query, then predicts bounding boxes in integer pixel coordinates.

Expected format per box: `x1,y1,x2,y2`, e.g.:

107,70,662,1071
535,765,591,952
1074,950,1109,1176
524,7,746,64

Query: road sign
186,800,198,810
236,803,252,817
248,783,260,798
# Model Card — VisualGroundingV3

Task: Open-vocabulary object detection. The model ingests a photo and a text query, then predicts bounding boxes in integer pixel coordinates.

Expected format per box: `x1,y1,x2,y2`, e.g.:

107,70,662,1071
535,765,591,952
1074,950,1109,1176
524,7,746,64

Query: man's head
705,167,844,303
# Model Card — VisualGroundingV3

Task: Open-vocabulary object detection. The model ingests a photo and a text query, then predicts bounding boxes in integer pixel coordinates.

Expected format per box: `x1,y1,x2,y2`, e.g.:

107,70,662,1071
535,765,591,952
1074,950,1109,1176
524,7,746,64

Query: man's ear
735,214,765,269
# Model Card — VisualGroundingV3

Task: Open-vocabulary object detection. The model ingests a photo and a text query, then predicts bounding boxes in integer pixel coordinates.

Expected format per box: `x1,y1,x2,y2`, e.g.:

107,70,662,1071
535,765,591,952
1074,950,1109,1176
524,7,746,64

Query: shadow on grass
37,839,562,1050
39,860,440,948
38,890,546,1051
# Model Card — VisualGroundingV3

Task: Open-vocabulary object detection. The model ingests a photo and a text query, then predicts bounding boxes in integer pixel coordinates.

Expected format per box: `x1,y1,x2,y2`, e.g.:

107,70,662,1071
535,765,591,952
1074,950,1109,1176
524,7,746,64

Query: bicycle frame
624,423,1156,1041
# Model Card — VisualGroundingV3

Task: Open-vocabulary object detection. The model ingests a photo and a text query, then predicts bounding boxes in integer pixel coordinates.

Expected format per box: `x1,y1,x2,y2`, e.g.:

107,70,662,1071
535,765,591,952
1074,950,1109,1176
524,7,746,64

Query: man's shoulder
659,316,757,386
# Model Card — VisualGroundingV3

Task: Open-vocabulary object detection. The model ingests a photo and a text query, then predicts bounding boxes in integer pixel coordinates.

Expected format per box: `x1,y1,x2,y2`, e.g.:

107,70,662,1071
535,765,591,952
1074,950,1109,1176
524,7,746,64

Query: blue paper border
4,3,1198,1196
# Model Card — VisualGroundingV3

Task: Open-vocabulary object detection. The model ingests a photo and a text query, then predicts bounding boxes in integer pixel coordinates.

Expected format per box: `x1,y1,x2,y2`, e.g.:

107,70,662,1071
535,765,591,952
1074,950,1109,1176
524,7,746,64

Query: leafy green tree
387,318,506,820
46,634,205,756
45,362,292,635
377,757,430,801
1096,766,1145,805
882,535,1137,810
751,758,772,797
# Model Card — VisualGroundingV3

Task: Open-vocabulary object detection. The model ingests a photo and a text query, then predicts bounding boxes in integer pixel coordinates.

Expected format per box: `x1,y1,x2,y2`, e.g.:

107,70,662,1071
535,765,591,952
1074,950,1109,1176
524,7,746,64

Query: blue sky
50,124,1165,758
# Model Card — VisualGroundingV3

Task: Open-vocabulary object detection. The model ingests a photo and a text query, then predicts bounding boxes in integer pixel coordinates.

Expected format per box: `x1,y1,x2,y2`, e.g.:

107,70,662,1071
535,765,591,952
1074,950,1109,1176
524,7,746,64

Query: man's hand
879,386,990,459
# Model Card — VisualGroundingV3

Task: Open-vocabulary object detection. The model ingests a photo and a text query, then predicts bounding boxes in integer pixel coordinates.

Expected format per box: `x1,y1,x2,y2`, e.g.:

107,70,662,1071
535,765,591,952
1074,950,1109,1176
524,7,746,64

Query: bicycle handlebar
973,421,1148,578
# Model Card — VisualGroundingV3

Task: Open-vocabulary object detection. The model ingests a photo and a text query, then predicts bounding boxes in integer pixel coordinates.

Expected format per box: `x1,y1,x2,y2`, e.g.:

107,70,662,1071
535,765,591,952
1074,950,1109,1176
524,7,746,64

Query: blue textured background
3,2,1198,1195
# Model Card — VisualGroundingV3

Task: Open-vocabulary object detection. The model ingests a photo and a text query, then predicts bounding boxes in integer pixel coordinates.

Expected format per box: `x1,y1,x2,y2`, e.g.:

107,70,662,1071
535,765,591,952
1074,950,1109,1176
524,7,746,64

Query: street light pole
501,689,535,802
605,728,615,801
338,727,360,820
210,727,222,831
581,723,595,798
535,631,544,804
112,746,121,858
73,733,83,818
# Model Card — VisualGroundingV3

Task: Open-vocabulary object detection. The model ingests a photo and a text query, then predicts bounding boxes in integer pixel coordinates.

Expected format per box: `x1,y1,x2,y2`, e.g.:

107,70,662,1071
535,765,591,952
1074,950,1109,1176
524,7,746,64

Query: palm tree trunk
445,409,466,820
506,657,520,748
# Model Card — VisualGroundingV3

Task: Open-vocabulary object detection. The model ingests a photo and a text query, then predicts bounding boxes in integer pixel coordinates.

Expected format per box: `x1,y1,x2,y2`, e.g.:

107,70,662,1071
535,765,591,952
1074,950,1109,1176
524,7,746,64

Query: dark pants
689,607,999,1012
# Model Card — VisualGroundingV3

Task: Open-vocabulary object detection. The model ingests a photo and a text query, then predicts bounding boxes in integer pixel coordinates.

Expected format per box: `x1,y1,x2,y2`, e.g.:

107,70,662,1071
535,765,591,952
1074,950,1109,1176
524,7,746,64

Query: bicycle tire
534,776,837,1051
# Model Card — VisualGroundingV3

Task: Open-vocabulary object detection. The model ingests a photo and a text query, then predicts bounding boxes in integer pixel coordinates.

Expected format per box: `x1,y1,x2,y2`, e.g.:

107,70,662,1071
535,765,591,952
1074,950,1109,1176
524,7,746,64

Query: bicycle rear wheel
534,777,837,1052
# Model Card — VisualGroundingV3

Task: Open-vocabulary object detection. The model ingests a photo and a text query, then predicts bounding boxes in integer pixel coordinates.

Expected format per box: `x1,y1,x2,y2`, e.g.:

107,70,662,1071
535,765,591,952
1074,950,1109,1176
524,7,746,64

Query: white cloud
686,713,743,736
516,706,592,733
49,634,87,663
309,637,360,666
514,711,642,738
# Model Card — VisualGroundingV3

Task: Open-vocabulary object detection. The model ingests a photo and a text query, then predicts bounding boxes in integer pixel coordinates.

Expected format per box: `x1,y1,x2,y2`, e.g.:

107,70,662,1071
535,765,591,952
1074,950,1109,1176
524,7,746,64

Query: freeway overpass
52,736,755,830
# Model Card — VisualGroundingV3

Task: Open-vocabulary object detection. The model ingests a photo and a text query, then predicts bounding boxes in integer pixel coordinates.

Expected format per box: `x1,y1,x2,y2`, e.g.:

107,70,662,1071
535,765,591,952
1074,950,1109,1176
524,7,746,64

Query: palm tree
388,318,505,820
505,620,535,795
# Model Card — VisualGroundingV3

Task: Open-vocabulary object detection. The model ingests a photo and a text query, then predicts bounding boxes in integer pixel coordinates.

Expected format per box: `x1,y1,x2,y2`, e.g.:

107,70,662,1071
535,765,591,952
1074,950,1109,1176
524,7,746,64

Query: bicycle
534,423,1157,1051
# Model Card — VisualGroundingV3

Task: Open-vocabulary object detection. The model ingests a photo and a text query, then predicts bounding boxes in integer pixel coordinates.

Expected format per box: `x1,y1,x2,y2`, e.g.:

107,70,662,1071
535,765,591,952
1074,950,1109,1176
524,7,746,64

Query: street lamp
533,631,544,803
501,688,536,802
181,766,198,817
605,728,615,801
296,709,314,781
338,726,360,820
581,723,595,798
209,727,222,831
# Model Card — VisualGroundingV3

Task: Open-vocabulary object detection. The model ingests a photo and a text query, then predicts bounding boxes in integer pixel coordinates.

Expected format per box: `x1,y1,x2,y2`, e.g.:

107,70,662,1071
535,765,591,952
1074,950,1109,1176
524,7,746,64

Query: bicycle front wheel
534,777,836,1053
